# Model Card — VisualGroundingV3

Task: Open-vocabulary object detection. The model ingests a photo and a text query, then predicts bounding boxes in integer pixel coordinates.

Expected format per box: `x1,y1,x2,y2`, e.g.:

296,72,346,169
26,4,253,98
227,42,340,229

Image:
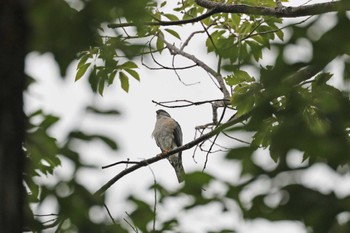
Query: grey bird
152,109,185,183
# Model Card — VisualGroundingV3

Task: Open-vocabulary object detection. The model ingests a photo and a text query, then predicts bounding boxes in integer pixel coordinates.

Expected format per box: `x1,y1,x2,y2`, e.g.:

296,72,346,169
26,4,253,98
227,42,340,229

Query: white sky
24,0,350,232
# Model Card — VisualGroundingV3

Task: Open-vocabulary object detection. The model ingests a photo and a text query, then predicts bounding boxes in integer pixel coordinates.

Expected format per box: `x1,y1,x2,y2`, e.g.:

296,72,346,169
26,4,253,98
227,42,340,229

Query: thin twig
104,204,116,225
102,160,141,169
124,212,138,233
146,165,158,232
202,107,227,171
171,55,200,86
158,33,231,98
222,132,251,145
152,99,230,108
180,30,206,51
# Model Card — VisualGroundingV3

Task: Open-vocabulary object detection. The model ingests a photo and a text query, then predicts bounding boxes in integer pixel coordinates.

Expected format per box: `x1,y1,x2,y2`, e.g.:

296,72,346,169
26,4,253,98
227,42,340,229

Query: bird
152,109,185,183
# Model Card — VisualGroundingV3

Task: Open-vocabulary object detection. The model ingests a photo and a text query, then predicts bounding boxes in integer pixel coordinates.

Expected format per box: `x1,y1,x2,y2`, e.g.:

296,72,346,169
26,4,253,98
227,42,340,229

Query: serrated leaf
125,69,140,81
119,72,129,92
165,28,181,40
75,63,90,81
225,70,254,86
231,85,256,116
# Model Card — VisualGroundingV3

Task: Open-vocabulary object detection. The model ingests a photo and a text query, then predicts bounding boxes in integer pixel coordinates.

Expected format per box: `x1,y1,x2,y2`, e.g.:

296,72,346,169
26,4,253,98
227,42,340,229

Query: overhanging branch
108,1,348,28
93,111,251,197
195,0,347,17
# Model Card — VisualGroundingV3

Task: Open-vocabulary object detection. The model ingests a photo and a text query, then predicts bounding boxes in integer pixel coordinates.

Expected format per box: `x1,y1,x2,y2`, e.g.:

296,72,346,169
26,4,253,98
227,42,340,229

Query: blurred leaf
69,131,118,150
128,196,154,232
86,106,121,115
225,70,255,86
181,172,213,198
119,61,138,69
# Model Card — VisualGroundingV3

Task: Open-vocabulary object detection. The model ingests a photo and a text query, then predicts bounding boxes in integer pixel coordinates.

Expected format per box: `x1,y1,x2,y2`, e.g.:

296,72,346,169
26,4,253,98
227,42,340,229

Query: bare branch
222,132,251,145
102,160,141,169
180,30,206,51
158,34,231,98
124,212,138,233
152,99,230,108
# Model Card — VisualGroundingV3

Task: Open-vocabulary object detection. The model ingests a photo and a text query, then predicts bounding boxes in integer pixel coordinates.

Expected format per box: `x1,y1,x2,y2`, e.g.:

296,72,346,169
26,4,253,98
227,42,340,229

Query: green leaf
164,13,179,21
88,68,98,93
312,72,332,88
98,76,105,96
77,53,91,69
108,69,117,85
231,84,256,116
225,70,255,86
75,63,90,81
86,106,121,115
128,196,154,232
246,40,263,61
165,28,181,40
226,146,255,160
275,29,284,41
119,61,138,69
160,1,167,7
125,69,140,81
156,33,165,52
69,131,118,150
119,72,129,92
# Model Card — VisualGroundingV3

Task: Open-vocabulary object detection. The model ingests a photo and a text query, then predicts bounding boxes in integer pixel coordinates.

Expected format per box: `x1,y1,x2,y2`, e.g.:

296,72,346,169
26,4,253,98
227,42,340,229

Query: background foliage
21,0,350,232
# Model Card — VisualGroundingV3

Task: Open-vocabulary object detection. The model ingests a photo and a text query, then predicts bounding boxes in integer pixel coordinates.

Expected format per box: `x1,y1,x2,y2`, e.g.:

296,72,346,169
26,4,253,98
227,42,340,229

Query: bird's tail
173,163,185,183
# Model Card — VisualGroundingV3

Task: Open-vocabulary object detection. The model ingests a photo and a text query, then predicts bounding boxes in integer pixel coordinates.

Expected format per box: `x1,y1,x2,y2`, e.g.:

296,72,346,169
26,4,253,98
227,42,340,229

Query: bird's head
156,109,171,118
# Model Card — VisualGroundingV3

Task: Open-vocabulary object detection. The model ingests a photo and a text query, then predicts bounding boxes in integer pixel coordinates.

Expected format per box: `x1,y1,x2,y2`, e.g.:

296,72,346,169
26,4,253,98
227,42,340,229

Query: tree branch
152,99,230,108
158,34,231,99
93,111,252,197
195,0,347,18
107,1,348,29
108,8,219,28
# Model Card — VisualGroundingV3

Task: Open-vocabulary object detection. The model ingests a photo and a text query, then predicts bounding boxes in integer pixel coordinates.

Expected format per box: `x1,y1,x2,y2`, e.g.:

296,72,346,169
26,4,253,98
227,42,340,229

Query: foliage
23,0,350,232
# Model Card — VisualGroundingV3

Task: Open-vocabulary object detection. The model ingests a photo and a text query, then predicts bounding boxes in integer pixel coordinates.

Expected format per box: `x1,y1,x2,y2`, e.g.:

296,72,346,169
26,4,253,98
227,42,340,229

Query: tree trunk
0,1,26,232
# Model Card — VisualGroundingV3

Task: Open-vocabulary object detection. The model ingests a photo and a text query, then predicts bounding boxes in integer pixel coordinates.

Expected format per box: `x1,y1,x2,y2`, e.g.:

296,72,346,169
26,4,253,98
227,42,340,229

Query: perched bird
152,109,185,183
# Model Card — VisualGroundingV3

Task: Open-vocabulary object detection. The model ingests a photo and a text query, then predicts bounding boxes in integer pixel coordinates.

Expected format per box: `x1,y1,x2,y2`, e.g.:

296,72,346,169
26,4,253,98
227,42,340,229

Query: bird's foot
159,149,169,158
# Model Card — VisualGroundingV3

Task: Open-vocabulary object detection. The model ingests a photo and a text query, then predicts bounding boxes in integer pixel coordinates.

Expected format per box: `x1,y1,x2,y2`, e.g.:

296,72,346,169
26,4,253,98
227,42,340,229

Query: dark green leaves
75,45,140,95
69,131,118,150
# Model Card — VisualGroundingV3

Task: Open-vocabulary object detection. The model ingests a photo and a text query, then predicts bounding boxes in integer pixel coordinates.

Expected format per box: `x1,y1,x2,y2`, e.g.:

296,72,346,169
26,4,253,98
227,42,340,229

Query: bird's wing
173,120,183,147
